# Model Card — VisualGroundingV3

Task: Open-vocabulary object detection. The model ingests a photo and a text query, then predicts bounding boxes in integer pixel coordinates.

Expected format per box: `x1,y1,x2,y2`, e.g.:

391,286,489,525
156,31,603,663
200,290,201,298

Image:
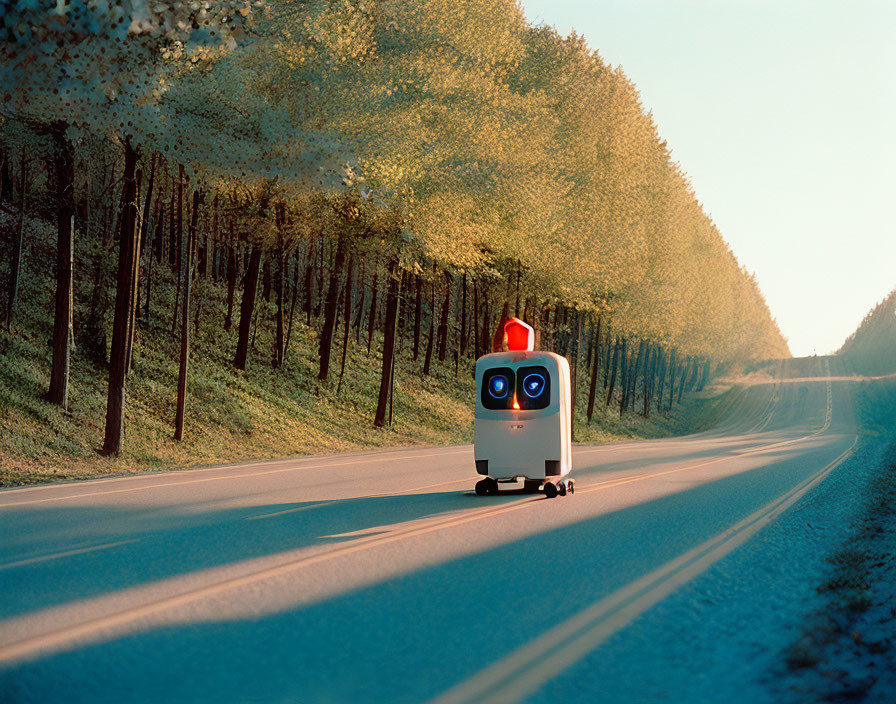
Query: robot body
473,347,574,498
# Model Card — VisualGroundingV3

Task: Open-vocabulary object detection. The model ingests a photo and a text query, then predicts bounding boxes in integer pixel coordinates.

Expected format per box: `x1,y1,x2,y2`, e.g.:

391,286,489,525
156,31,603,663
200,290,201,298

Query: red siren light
505,317,535,352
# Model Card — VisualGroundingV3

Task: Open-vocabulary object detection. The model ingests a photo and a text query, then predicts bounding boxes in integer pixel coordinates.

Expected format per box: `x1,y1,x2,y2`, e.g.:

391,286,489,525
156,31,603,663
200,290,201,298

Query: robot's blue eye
488,374,510,399
522,373,546,399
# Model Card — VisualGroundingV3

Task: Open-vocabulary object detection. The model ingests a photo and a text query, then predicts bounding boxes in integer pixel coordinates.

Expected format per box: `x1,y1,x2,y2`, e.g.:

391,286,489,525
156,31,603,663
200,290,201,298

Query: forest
0,0,788,468
840,289,896,377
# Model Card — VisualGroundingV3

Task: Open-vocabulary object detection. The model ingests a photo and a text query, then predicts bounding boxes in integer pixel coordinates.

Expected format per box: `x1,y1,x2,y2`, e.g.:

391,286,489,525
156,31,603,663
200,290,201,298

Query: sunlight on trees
0,0,788,453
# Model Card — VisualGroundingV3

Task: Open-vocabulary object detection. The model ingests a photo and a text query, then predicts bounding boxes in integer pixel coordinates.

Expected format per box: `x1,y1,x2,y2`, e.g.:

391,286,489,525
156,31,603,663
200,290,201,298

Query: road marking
244,502,330,521
428,436,858,704
0,540,138,571
0,446,476,498
749,358,783,433
359,477,473,499
0,496,541,664
244,478,473,521
0,449,473,509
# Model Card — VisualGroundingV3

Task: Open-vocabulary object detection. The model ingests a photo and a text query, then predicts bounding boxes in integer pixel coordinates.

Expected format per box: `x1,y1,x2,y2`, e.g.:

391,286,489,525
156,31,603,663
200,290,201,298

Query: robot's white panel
474,351,572,480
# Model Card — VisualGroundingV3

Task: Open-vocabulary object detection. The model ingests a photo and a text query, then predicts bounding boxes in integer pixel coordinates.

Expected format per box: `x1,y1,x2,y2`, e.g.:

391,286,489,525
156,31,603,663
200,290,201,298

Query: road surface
0,357,859,702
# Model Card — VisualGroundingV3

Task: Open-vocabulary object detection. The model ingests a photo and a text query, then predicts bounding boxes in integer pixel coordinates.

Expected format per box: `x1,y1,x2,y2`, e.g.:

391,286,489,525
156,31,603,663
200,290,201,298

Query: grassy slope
781,377,896,700
0,212,699,487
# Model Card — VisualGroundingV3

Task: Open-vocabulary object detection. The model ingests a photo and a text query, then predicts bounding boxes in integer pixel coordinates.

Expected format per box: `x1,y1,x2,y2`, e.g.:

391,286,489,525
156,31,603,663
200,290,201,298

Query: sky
520,0,896,357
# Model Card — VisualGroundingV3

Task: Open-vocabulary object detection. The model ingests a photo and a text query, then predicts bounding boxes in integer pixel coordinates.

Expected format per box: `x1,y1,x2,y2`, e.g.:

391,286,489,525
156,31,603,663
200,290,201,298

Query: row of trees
839,289,896,377
0,0,788,455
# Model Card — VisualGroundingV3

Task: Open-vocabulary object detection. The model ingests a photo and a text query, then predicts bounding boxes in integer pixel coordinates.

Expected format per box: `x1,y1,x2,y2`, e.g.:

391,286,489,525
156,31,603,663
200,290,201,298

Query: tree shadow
0,428,837,621
0,434,858,704
0,487,514,619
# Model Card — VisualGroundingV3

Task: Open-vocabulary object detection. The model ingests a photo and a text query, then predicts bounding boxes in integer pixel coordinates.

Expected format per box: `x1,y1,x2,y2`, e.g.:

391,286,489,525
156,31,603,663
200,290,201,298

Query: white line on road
0,540,138,571
0,446,475,497
0,449,473,509
427,437,858,704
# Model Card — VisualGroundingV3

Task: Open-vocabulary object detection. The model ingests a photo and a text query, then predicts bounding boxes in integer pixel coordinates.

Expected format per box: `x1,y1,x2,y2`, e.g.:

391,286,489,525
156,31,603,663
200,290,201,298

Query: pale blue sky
521,0,896,357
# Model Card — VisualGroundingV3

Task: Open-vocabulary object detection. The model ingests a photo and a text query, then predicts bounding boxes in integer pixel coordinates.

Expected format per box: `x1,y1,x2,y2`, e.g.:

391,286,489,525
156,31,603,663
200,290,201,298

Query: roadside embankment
782,377,896,701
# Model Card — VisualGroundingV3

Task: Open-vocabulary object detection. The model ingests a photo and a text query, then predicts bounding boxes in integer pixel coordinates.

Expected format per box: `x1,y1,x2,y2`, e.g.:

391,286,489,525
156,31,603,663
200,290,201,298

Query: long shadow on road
0,434,854,704
0,430,814,621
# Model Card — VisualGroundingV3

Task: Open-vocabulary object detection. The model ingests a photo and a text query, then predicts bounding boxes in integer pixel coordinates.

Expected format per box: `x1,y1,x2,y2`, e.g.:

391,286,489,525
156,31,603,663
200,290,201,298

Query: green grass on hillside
0,212,701,487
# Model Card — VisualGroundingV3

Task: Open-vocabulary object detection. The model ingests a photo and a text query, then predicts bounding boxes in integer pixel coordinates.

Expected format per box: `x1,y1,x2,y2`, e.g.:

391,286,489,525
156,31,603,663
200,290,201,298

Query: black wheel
568,479,575,495
558,481,567,497
485,477,499,495
543,482,558,499
475,479,489,496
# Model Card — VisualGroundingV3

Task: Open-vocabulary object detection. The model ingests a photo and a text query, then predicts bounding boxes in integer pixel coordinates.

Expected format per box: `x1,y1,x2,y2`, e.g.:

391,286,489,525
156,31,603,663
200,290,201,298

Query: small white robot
474,318,574,498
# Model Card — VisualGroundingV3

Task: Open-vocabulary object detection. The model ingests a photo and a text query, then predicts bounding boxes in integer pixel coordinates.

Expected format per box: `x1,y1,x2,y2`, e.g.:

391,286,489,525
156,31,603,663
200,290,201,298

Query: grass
0,211,706,487
781,379,896,698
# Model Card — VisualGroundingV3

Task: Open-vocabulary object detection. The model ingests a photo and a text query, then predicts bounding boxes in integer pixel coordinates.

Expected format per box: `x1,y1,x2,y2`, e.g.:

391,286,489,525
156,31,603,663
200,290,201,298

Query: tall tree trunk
134,154,156,322
353,260,366,342
472,280,480,359
5,150,26,332
678,356,693,404
412,274,422,360
318,236,347,381
374,261,399,428
570,312,582,441
459,273,468,357
197,196,209,280
175,165,183,270
81,165,115,368
167,188,176,266
423,278,436,376
667,350,678,410
436,271,452,362
272,206,286,368
654,348,668,413
586,316,603,423
224,221,237,331
174,190,201,441
123,167,143,375
336,256,353,395
0,149,12,203
284,252,300,359
126,156,156,372
233,245,262,370
643,345,656,418
624,339,646,415
170,166,185,335
144,191,163,319
153,185,164,264
618,339,631,414
101,138,140,455
367,263,379,355
303,238,315,326
698,358,712,391
603,324,613,388
314,240,325,318
261,256,272,303
47,123,75,409
605,337,621,407
481,292,492,356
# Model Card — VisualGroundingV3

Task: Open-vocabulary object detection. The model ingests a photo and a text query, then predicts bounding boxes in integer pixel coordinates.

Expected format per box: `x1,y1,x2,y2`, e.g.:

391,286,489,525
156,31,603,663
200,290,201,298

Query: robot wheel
475,478,499,496
543,478,574,499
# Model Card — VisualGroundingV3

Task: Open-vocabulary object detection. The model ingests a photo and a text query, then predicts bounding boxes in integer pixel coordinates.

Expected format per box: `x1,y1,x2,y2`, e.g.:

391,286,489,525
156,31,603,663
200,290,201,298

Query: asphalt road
0,357,859,703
